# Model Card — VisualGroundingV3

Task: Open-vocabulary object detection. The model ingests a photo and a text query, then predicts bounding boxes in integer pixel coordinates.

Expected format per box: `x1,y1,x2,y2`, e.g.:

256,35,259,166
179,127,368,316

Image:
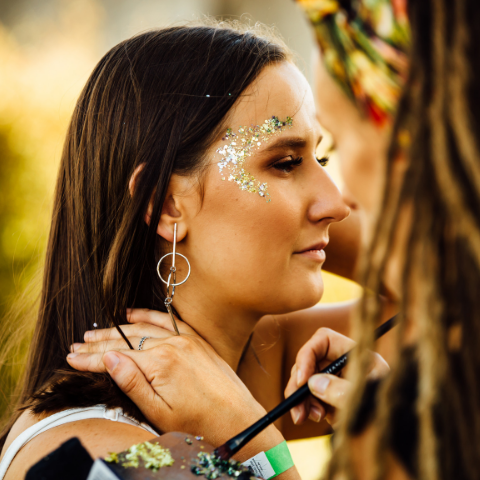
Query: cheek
194,188,297,276
187,178,324,312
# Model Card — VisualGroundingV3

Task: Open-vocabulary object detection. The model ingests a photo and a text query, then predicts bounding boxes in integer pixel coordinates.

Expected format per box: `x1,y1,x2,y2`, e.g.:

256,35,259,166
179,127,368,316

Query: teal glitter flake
191,451,261,480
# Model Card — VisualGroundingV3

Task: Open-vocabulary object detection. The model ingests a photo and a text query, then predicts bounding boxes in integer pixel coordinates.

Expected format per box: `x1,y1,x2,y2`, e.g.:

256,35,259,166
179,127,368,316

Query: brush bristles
213,443,233,461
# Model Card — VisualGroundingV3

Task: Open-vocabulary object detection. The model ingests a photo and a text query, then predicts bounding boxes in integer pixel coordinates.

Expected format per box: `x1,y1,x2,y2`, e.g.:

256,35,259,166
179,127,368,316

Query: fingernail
309,375,330,395
71,343,82,352
292,407,301,425
126,308,132,314
296,368,303,386
84,331,93,341
67,352,78,359
104,352,120,373
309,406,322,423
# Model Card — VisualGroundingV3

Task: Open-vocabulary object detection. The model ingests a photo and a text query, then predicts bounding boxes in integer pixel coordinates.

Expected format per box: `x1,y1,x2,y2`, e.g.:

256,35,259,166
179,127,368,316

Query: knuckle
318,327,334,336
154,343,176,361
172,335,191,350
130,324,144,335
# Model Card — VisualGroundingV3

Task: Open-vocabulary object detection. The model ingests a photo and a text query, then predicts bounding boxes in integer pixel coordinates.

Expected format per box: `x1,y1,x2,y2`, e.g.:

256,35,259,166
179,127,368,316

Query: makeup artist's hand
69,308,197,372
66,310,276,449
285,328,389,428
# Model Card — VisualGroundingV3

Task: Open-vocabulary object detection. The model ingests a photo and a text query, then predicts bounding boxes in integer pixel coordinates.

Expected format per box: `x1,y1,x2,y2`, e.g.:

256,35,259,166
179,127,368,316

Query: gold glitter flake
217,116,293,202
105,441,174,472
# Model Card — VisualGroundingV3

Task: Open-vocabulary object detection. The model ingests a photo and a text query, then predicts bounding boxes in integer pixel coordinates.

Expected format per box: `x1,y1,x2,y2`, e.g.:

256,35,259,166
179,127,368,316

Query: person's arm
68,331,302,479
4,418,154,480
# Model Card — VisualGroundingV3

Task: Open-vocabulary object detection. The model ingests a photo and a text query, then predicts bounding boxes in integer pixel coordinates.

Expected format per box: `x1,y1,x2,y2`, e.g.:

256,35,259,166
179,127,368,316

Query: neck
172,289,261,371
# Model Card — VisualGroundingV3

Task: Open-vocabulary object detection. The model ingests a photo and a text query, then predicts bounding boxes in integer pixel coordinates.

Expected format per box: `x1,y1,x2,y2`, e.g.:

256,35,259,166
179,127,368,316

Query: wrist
232,422,285,463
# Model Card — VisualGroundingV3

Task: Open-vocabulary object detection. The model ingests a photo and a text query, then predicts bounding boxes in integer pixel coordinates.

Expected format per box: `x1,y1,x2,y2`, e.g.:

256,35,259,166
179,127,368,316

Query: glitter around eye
216,116,293,202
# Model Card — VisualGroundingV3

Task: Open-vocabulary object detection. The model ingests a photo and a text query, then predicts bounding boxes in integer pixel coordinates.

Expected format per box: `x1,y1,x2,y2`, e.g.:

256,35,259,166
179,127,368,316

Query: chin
272,279,325,314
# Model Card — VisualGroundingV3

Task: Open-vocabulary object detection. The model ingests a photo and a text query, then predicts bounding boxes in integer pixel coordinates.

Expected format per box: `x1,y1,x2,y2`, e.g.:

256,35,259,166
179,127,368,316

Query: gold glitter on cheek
216,116,293,202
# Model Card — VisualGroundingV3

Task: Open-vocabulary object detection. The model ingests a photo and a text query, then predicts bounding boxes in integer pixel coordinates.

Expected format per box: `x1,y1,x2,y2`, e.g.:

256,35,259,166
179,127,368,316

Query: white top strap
0,405,158,479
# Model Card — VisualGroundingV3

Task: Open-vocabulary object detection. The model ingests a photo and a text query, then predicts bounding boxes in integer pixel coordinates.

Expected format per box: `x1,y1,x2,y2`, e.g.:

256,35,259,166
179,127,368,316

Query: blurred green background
0,1,361,477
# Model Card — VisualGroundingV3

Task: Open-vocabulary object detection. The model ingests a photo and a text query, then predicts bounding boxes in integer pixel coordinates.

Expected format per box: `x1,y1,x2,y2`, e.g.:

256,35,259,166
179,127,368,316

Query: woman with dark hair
70,0,480,478
0,19,393,480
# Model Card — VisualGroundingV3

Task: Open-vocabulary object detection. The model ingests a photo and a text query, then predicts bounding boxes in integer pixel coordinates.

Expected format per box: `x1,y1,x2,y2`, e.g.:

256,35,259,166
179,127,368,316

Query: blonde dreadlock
327,0,480,479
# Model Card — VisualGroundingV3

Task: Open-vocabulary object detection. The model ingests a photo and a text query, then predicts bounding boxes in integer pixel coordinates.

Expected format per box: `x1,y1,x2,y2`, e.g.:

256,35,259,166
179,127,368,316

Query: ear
129,165,190,243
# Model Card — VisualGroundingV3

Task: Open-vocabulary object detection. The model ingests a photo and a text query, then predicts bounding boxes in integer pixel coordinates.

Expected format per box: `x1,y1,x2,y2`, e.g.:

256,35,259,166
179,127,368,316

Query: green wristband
243,441,294,479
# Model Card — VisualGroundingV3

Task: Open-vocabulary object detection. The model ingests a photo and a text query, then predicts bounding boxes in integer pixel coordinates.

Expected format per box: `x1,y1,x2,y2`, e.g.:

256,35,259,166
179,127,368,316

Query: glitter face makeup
216,115,293,202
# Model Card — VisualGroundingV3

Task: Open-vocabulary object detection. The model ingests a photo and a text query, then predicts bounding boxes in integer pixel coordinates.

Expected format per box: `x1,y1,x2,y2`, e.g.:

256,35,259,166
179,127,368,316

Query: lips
295,240,329,254
294,240,329,263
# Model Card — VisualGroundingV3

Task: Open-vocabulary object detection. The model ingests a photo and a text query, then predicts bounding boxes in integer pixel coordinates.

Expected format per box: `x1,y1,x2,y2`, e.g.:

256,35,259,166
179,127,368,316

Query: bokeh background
0,1,361,478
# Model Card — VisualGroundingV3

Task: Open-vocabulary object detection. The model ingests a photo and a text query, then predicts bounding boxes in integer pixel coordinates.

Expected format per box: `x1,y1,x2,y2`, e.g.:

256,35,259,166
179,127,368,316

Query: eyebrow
259,135,323,153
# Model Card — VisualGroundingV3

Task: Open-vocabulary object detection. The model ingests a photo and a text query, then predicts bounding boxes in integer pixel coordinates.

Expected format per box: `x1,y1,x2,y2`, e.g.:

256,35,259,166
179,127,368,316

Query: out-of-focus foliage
0,4,103,418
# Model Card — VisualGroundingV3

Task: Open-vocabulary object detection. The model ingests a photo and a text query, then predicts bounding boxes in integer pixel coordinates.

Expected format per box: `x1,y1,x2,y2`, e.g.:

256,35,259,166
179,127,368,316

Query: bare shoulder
3,410,154,480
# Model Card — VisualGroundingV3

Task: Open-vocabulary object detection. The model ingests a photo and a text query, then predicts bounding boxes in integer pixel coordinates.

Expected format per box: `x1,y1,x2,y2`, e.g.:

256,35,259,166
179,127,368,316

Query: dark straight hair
0,22,290,446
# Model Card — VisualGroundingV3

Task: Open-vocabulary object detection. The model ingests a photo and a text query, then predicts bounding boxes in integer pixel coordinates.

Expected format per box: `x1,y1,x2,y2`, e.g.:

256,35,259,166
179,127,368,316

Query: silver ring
138,336,150,351
157,252,191,287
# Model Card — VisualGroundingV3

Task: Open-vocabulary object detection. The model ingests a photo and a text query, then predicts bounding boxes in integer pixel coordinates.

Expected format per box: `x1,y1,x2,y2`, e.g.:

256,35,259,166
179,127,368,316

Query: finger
295,328,356,387
84,323,174,343
308,397,326,423
127,308,194,335
75,336,167,354
308,374,351,411
366,352,390,380
74,337,143,354
285,369,308,425
103,351,168,423
67,352,107,373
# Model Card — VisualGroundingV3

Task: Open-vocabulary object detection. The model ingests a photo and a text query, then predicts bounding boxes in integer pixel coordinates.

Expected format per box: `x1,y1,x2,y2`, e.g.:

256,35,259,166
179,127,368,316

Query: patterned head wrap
296,0,410,126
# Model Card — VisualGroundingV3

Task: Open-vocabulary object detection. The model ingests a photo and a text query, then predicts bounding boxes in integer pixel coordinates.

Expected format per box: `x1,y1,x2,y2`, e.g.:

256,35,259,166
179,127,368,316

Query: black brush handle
223,353,349,453
217,314,397,458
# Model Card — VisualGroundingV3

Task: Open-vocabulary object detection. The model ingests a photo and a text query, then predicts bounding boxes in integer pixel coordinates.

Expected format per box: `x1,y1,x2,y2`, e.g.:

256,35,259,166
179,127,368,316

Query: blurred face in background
313,52,409,301
313,53,392,245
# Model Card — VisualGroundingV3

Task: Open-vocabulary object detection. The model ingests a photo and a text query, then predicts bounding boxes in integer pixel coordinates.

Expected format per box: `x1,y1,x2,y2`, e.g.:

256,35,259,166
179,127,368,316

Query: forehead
223,62,316,134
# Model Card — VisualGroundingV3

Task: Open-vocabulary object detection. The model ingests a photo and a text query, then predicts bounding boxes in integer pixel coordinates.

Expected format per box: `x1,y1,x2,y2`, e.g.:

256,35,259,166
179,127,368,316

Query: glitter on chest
217,116,293,202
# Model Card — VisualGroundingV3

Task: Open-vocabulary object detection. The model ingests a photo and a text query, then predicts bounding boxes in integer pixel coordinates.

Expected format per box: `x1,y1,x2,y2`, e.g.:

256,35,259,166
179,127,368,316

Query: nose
307,169,351,225
341,186,360,211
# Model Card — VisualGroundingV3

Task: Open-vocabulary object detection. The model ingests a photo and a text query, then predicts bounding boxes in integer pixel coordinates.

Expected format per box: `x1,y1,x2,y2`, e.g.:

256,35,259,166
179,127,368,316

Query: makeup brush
214,314,398,460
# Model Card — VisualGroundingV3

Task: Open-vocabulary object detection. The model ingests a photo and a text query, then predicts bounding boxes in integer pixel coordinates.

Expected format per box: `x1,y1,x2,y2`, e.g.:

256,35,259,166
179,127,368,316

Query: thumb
307,374,351,411
103,351,160,413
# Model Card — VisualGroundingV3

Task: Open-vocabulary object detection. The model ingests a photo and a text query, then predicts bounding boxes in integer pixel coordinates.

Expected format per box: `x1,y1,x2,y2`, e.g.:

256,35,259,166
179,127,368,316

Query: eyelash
272,155,330,174
273,156,303,173
317,156,330,167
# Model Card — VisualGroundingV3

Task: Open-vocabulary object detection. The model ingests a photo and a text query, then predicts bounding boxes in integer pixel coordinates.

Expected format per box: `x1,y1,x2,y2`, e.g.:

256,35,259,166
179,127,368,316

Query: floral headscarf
296,0,410,126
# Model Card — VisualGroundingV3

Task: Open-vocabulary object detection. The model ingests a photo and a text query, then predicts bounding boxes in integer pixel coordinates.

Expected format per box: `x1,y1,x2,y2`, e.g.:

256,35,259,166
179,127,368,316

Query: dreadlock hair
327,0,480,479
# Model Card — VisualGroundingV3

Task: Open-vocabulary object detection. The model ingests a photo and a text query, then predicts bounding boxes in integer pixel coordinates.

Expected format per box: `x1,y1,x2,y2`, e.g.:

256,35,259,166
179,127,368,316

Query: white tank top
0,405,159,479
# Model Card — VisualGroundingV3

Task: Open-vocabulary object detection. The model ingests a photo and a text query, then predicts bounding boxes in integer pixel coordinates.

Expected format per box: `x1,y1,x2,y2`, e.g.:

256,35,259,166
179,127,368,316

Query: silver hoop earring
157,223,190,335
